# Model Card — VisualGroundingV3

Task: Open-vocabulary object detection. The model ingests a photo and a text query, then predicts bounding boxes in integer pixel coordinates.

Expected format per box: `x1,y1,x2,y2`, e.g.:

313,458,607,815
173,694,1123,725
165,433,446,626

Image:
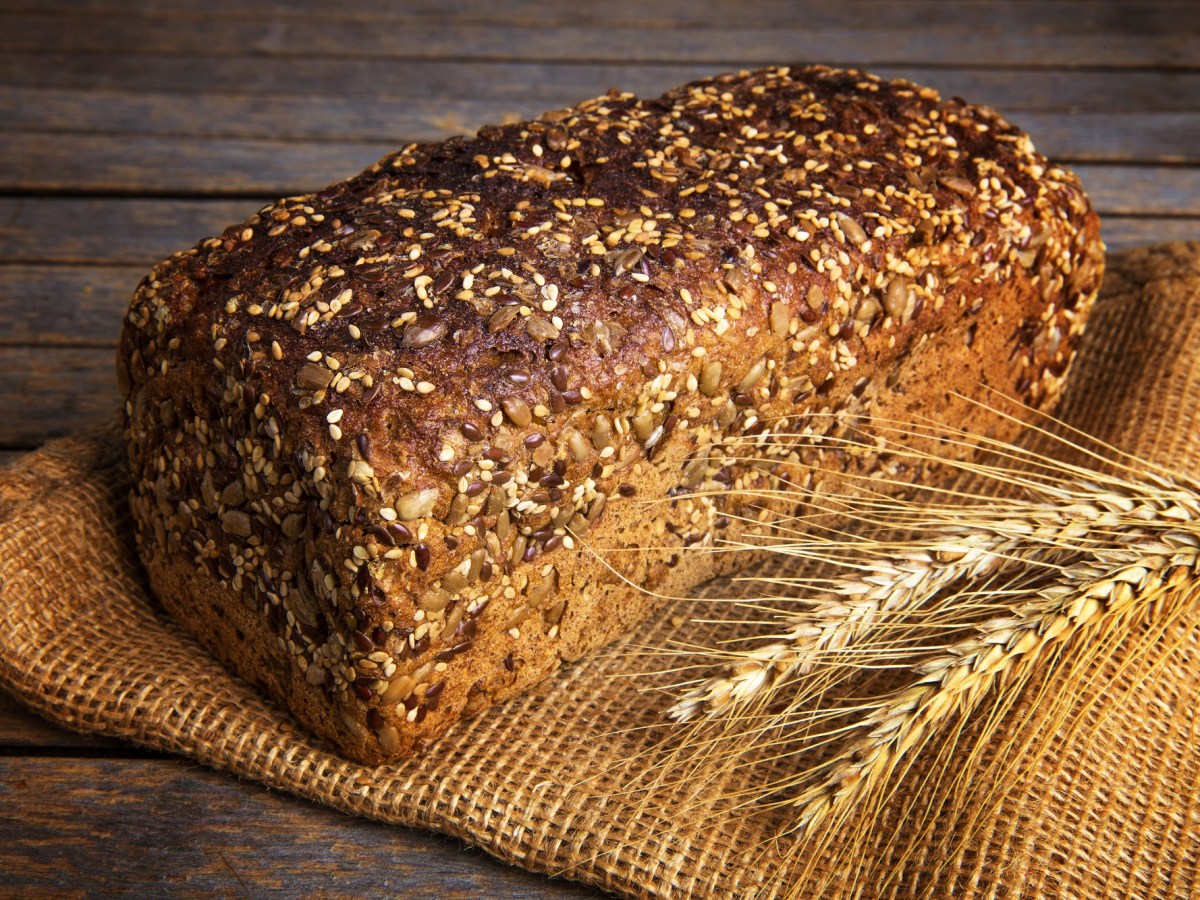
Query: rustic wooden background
1,1,1197,896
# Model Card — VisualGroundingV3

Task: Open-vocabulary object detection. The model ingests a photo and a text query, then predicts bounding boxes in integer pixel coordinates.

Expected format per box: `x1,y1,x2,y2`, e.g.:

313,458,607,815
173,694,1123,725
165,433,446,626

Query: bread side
119,65,1103,763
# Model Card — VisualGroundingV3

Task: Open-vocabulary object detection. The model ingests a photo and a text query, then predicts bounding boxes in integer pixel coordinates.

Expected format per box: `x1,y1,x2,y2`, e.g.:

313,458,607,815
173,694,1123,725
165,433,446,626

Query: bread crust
119,65,1103,763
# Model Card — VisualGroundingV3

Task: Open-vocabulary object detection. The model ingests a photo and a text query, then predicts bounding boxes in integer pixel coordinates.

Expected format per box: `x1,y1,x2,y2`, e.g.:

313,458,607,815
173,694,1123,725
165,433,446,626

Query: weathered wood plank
2,0,1197,33
0,197,266,265
0,86,514,144
5,56,1199,115
1,13,1195,68
5,87,1197,164
1017,113,1200,164
0,346,118,446
0,691,126,749
0,56,715,103
5,129,1199,214
0,755,604,898
0,265,139,345
1099,217,1200,251
0,132,393,196
1079,166,1200,216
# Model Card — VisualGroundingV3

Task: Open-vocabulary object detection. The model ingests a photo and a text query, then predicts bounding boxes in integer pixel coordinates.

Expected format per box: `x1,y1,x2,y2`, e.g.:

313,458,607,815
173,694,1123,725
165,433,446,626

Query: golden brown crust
119,65,1103,763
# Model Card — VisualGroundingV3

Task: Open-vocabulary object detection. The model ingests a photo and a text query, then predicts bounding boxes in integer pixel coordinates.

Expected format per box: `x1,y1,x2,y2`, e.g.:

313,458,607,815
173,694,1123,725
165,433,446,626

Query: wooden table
1,1,1196,895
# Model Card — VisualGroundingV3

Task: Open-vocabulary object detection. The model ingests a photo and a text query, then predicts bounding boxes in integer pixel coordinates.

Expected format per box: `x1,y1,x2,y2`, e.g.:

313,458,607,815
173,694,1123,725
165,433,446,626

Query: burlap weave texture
2,243,1199,898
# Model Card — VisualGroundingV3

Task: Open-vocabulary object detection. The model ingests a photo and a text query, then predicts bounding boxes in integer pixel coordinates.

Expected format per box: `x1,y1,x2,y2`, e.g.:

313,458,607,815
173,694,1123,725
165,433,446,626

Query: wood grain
1080,167,1200,216
6,57,1200,114
0,265,138,345
0,346,118,446
0,132,392,196
1098,217,1200,250
1017,112,1200,164
0,197,264,264
0,86,518,144
0,691,125,750
0,755,604,898
4,0,1198,32
1,13,1195,68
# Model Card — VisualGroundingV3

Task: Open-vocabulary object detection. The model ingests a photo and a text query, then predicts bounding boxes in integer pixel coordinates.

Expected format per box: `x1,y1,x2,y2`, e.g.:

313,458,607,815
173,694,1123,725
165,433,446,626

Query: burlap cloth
3,242,1200,898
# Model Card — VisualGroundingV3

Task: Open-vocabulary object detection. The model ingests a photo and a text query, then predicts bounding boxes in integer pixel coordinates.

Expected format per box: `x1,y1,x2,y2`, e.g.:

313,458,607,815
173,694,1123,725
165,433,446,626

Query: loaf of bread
118,65,1103,764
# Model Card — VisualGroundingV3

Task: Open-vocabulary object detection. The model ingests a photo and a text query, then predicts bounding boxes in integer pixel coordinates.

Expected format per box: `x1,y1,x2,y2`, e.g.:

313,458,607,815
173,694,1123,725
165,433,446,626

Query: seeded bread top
119,65,1099,755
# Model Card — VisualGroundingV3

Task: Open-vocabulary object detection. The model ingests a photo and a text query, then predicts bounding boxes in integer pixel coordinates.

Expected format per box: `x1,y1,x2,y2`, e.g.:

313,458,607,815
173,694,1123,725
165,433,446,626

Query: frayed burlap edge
2,242,1199,898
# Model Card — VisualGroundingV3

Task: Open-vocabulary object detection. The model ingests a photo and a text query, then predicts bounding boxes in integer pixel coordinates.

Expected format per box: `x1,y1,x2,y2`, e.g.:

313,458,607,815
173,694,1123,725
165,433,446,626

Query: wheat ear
786,531,1200,837
667,472,1200,724
665,532,1016,722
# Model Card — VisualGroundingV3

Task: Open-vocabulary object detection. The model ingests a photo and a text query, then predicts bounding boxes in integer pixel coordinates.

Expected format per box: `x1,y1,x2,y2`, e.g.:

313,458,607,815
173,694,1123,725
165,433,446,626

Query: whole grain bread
118,65,1103,764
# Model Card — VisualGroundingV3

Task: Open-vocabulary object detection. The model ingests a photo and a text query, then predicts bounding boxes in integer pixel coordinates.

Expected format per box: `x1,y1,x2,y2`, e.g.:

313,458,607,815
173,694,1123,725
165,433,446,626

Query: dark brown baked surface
118,65,1103,763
